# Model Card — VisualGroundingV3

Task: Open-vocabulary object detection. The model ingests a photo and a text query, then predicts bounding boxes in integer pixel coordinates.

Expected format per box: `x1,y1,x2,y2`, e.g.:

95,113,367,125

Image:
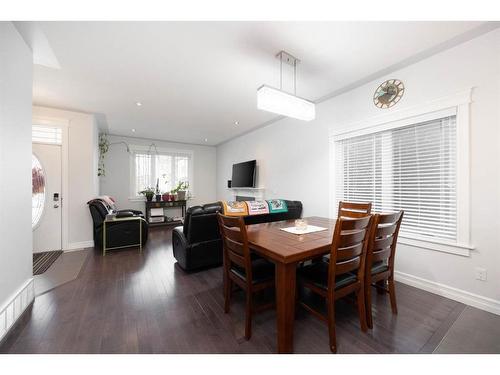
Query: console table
145,200,187,227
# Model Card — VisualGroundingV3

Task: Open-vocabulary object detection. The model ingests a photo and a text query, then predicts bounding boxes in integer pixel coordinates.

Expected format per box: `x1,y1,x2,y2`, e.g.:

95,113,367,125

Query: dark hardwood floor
0,226,467,354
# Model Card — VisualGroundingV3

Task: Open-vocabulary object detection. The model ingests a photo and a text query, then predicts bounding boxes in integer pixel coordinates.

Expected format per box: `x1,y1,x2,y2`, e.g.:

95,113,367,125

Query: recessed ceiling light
136,102,142,106
234,121,239,125
131,128,136,132
204,138,208,142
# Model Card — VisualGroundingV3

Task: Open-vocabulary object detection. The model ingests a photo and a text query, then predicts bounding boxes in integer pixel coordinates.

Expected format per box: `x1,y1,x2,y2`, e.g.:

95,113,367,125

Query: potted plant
139,187,155,202
171,181,189,201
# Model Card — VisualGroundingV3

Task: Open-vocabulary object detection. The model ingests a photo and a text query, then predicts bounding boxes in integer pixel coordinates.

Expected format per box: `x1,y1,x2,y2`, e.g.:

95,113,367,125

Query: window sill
398,235,474,257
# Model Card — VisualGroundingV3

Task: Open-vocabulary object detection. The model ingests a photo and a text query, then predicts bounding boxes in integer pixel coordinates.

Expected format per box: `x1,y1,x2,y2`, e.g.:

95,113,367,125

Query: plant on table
139,187,155,202
171,181,189,200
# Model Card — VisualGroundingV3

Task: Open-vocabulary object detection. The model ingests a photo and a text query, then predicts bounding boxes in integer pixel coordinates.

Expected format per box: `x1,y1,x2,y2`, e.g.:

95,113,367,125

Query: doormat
33,250,63,275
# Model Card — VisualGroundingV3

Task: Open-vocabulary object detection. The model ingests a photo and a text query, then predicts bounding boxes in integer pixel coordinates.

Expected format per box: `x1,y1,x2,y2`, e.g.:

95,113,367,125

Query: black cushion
230,258,275,284
298,260,357,290
371,261,389,275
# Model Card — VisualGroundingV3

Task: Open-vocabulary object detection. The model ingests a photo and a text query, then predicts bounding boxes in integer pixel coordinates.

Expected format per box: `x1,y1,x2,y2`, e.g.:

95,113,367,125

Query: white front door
32,143,62,253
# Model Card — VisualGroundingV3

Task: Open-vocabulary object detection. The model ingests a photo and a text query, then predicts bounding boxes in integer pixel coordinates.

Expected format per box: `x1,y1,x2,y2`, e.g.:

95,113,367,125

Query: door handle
53,204,60,208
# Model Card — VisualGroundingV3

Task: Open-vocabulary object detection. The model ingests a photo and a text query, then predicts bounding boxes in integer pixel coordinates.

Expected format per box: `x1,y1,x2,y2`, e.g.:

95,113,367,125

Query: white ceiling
31,21,492,145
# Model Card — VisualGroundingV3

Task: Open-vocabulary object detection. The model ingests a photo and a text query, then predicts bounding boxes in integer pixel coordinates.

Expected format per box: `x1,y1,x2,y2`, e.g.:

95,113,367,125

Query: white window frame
330,89,473,256
128,145,194,200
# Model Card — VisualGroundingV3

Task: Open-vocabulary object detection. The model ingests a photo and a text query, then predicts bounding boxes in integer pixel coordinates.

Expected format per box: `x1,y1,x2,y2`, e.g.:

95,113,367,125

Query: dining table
246,216,336,353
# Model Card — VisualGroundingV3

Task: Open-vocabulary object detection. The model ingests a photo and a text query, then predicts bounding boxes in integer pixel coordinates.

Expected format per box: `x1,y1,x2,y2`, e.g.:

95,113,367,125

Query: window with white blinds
335,114,457,242
132,150,192,197
32,125,62,144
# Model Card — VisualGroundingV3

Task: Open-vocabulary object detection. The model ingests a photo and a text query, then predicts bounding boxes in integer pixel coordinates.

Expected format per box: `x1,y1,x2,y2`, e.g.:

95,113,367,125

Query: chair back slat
328,216,373,289
223,228,246,254
338,230,367,248
377,212,402,224
217,213,252,282
372,236,393,252
337,243,363,261
371,247,391,263
377,223,398,238
335,257,361,275
338,201,372,219
366,211,404,277
227,248,246,268
341,216,372,230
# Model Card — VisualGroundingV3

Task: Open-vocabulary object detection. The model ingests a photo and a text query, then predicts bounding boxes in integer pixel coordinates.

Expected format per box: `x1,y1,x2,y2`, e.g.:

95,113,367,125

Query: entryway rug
33,250,63,275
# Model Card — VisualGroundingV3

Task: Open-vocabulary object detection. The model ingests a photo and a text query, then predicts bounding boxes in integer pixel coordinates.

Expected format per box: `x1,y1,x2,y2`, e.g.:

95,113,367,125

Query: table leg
275,261,297,353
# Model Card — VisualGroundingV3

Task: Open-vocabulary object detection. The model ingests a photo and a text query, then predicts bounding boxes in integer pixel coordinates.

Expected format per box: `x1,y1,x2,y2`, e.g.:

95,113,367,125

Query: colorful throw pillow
246,200,270,215
222,201,249,216
267,199,288,213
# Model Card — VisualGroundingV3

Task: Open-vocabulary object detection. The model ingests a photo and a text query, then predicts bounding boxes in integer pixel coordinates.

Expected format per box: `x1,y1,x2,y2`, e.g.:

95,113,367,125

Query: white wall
0,22,34,340
217,29,500,313
32,106,99,249
100,135,217,215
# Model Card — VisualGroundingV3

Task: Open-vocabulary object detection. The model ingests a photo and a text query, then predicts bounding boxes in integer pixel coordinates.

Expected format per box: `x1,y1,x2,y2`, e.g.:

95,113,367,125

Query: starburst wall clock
373,79,405,109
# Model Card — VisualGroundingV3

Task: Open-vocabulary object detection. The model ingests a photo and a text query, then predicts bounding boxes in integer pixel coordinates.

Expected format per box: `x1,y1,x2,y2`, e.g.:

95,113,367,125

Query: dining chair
364,211,404,329
338,201,372,218
216,213,275,340
318,201,372,264
297,215,373,353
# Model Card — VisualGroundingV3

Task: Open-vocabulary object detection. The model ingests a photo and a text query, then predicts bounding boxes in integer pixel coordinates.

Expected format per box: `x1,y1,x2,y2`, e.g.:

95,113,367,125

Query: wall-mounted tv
231,160,256,188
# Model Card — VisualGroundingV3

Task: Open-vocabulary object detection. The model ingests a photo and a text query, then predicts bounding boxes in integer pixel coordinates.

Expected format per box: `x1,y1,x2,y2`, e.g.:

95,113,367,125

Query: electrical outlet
475,267,487,281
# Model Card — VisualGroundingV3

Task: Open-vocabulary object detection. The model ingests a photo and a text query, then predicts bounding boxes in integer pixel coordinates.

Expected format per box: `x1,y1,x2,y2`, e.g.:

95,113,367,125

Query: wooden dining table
246,216,336,353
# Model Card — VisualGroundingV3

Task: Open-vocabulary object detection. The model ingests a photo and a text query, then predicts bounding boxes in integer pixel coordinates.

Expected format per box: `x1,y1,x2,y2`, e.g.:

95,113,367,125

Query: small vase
177,191,186,201
155,194,162,201
146,195,153,202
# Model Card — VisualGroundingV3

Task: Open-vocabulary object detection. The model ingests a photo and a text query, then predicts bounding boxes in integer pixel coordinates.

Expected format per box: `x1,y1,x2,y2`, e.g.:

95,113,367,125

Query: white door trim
32,116,70,251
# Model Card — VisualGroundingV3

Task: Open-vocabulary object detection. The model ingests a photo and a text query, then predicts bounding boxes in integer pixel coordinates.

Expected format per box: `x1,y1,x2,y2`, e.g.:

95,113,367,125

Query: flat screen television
231,160,256,188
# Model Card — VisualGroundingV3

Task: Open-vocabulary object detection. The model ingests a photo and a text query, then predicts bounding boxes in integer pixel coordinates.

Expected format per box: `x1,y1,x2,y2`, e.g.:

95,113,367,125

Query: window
131,148,192,197
32,154,45,228
32,125,62,144
335,113,457,243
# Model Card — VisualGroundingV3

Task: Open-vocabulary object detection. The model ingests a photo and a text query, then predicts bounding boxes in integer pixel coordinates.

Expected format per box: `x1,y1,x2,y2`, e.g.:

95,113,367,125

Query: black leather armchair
172,200,303,271
87,199,149,250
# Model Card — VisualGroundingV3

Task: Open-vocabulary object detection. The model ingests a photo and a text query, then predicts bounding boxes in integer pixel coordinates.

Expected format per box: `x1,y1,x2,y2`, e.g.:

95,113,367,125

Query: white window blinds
335,114,457,242
132,151,191,196
32,125,62,144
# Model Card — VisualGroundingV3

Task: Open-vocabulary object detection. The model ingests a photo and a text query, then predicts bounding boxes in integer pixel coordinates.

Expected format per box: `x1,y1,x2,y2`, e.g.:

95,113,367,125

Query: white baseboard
0,278,35,343
64,240,94,252
395,271,500,316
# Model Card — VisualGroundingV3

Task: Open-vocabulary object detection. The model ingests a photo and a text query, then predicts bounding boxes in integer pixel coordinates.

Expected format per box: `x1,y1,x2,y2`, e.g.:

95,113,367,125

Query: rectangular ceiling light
257,85,316,121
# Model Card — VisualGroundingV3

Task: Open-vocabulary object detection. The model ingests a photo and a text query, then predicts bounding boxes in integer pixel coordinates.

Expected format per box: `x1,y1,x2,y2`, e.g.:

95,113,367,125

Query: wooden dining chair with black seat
364,211,404,329
217,213,275,340
338,201,372,218
317,201,372,266
297,215,373,353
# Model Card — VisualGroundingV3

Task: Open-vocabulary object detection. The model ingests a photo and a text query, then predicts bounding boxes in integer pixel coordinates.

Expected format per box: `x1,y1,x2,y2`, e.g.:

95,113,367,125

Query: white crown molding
395,271,500,316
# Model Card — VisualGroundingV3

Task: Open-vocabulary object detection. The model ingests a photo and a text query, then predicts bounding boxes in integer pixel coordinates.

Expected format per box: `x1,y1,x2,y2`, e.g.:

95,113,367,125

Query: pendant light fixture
257,51,315,121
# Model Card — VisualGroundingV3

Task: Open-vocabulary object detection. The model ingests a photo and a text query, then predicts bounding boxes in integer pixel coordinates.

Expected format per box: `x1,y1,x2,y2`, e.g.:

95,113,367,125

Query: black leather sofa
87,199,149,250
172,200,303,271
